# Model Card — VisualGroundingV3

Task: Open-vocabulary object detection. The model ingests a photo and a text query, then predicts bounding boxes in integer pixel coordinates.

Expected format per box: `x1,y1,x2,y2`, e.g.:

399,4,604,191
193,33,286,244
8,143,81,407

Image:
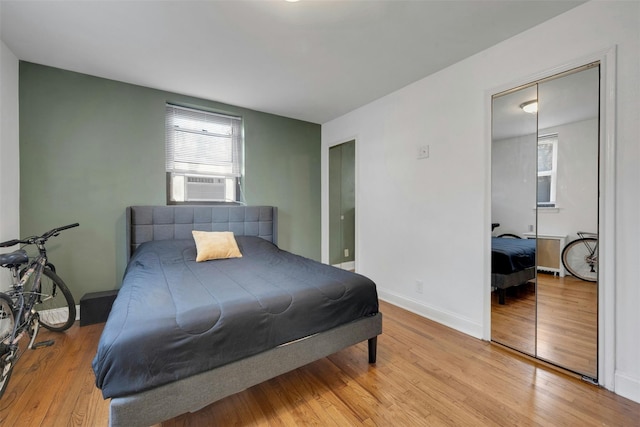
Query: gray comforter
92,236,378,399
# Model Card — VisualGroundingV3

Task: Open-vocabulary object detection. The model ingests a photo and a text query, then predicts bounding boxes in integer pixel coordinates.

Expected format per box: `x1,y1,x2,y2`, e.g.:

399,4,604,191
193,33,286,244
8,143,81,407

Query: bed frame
108,205,382,427
492,267,536,304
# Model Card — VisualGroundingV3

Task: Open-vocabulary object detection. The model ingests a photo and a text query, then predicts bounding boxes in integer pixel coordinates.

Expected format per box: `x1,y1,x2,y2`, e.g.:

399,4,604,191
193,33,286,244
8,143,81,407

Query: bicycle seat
0,249,28,267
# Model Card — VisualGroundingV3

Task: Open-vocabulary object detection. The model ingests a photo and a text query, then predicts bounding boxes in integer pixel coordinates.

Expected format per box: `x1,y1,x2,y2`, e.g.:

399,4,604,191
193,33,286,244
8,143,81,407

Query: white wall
0,38,20,291
322,1,639,403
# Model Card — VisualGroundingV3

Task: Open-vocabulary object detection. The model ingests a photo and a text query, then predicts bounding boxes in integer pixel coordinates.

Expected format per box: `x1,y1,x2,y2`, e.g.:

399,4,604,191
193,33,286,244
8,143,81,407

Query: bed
491,236,536,304
92,205,382,427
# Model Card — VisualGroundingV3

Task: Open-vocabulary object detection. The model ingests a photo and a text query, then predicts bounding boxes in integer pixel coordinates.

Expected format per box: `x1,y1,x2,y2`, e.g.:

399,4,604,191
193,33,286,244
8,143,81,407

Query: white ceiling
0,0,585,124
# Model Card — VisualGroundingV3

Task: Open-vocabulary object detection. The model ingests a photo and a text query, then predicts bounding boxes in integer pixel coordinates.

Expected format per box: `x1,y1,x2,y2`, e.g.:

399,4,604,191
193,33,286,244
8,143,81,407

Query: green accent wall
19,62,320,299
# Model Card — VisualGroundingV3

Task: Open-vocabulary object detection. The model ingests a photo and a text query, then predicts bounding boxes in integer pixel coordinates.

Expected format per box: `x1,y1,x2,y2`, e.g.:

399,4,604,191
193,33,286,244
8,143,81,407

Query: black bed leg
499,289,506,305
368,337,378,364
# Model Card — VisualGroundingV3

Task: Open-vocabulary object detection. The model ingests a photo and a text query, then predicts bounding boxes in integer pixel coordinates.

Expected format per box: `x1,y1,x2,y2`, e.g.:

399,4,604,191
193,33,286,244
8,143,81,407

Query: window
166,105,243,203
537,134,558,207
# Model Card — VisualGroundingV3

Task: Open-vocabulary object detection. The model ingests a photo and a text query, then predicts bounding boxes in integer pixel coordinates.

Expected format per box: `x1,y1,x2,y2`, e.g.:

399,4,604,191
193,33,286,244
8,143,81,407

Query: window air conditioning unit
185,175,226,201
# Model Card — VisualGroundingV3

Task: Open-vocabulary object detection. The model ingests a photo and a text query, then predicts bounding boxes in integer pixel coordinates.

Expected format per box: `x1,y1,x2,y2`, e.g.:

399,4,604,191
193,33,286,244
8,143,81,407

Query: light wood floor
1,300,638,426
491,273,598,377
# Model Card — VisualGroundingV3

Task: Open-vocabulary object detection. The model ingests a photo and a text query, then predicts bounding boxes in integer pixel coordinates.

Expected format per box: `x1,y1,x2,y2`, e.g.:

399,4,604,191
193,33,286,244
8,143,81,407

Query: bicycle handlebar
0,223,79,247
41,223,80,240
0,239,21,247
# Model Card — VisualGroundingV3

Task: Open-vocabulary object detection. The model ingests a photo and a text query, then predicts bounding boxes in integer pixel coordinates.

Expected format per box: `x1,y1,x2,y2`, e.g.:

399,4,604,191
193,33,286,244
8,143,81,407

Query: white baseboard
614,370,640,404
377,289,483,339
37,304,80,324
331,261,355,271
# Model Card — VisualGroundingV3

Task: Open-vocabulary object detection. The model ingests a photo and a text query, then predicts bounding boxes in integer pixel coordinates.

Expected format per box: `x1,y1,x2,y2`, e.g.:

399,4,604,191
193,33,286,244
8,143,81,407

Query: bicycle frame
1,222,78,398
6,256,47,350
576,231,598,272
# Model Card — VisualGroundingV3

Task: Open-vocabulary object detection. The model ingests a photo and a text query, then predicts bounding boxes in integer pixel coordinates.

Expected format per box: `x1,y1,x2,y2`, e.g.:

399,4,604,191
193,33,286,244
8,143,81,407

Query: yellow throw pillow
192,231,242,262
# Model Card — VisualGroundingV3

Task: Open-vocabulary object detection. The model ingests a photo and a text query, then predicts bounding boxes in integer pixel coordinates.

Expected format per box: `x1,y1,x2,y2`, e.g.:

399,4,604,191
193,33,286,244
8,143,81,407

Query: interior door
491,84,538,356
535,66,599,378
329,140,355,269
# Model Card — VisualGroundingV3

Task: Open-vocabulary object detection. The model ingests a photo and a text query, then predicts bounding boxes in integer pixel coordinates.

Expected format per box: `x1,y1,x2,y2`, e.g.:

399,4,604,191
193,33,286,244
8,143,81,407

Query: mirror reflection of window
537,134,558,207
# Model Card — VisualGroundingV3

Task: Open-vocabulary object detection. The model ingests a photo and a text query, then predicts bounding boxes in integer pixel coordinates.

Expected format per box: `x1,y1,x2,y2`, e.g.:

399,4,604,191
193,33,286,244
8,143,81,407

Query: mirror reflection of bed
491,64,599,379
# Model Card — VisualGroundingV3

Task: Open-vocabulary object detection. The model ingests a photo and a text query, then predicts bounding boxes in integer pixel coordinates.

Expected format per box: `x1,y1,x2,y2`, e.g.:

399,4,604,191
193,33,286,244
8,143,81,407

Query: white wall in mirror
492,117,598,241
491,133,536,235
540,119,598,241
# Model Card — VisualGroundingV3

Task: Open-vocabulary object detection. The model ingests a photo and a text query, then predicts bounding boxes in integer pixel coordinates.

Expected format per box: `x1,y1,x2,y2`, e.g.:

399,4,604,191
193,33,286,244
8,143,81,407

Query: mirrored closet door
491,64,599,380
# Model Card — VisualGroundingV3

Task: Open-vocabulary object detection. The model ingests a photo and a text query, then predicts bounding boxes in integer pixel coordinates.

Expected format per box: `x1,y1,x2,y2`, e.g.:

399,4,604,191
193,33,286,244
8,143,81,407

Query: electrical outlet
415,280,424,294
344,249,349,258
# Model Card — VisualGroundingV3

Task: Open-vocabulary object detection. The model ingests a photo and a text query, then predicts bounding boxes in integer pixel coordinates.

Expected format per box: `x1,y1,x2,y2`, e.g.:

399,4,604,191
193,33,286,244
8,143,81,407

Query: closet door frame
484,46,616,389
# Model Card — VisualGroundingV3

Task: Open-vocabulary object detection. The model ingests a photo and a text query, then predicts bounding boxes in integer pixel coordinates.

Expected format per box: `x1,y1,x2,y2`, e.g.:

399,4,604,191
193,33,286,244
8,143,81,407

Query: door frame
324,137,358,271
484,46,616,389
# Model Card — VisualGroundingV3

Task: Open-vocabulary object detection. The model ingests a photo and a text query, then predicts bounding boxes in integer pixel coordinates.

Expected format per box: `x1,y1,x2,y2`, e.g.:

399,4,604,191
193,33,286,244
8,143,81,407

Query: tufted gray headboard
126,205,278,261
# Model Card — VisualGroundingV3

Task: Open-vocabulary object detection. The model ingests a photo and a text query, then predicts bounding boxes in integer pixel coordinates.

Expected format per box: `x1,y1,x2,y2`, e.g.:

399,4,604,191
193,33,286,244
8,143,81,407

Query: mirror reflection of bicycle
562,232,598,282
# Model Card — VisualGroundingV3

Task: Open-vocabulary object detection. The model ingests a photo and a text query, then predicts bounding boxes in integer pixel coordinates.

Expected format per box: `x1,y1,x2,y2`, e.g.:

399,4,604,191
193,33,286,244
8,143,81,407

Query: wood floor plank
1,300,639,426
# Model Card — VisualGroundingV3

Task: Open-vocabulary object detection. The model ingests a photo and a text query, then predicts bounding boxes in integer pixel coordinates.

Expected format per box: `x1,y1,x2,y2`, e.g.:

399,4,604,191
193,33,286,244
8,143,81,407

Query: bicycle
561,231,598,282
0,223,78,398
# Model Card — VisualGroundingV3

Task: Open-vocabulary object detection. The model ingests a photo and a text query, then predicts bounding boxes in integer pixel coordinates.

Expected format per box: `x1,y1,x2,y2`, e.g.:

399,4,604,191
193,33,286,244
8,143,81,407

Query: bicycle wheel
0,293,16,398
562,238,598,282
25,268,76,331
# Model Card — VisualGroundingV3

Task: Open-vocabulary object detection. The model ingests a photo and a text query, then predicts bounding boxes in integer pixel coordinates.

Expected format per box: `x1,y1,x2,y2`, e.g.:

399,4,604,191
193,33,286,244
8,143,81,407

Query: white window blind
166,104,242,178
